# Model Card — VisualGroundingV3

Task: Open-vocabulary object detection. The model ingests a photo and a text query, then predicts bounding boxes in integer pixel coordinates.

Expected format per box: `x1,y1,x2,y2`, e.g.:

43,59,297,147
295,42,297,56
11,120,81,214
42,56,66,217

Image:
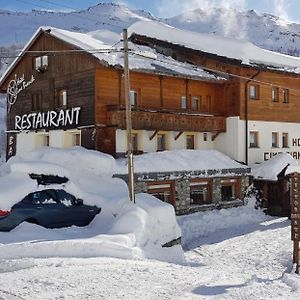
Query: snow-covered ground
0,200,299,299
0,148,299,299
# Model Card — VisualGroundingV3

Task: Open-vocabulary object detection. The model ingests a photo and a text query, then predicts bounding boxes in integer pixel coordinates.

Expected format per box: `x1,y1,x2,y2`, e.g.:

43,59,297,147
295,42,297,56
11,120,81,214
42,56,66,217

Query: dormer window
35,55,48,72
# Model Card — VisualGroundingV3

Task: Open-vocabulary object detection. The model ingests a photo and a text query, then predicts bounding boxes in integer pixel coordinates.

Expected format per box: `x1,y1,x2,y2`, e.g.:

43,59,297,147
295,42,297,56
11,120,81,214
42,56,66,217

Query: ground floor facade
9,116,300,165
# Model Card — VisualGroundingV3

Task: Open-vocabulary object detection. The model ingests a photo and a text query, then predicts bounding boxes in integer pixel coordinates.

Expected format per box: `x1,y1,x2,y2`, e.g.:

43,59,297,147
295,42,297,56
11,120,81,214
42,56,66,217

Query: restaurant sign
15,107,81,130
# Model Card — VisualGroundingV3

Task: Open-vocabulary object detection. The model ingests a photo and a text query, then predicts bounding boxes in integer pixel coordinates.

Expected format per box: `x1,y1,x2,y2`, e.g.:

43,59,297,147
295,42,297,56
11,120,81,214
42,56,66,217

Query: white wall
248,120,300,164
16,132,36,154
115,129,214,153
16,129,81,156
215,117,300,164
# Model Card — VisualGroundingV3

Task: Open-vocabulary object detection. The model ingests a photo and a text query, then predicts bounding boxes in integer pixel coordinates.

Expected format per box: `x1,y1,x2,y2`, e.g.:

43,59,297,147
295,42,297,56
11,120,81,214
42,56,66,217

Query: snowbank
0,147,183,263
252,153,298,181
115,149,248,174
177,198,269,249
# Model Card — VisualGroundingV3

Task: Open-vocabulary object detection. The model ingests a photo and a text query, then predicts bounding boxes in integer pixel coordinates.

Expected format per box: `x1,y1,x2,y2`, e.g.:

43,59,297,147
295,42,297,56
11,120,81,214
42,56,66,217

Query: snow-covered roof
115,150,248,175
128,20,300,74
252,153,299,181
0,26,226,87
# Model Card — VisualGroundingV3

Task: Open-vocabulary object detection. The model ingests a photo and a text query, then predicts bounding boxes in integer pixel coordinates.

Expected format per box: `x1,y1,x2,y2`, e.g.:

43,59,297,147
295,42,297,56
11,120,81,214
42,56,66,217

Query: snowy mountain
166,7,300,57
0,3,155,46
1,4,300,57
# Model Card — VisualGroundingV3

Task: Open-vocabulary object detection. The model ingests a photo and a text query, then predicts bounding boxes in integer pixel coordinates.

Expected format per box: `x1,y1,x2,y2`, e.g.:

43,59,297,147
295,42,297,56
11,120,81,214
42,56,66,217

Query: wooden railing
106,105,226,133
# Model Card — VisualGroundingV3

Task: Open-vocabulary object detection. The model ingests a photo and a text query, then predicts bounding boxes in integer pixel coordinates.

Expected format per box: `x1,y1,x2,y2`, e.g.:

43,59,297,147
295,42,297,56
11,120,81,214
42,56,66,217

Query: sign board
14,107,81,131
290,173,300,274
7,74,35,110
6,133,17,161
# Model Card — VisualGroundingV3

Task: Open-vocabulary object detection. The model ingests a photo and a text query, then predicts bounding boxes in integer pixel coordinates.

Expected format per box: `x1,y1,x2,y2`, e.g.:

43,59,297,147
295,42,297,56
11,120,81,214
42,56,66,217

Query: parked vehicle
0,189,101,232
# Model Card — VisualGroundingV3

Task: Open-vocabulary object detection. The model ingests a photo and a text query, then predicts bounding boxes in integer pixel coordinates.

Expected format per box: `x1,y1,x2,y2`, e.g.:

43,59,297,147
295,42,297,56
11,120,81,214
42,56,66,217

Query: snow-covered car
0,189,101,232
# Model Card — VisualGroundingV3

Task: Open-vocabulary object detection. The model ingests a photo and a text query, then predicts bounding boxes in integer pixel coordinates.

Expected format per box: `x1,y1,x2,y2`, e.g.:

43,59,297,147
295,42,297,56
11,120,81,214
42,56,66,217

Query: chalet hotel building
1,22,300,167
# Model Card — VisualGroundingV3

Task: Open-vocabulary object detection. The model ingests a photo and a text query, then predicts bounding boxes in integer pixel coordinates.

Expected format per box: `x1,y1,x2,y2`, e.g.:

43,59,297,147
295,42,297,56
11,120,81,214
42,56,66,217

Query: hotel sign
290,173,300,274
15,107,81,130
7,74,35,109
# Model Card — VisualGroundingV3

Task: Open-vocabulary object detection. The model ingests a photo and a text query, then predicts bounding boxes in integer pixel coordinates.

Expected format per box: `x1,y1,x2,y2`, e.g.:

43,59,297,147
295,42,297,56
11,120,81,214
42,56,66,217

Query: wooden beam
150,130,159,141
175,131,183,141
211,132,221,141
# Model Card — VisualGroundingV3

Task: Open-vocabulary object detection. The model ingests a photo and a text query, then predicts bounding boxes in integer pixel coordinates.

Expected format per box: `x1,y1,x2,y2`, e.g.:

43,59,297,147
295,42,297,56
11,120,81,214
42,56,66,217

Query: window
191,96,199,111
186,134,195,149
130,90,137,107
203,133,208,142
272,87,279,102
42,135,50,147
249,131,259,148
282,133,289,148
283,89,289,103
31,92,42,111
181,96,187,109
190,180,212,206
72,133,81,146
272,132,279,148
147,181,175,206
249,85,259,100
220,179,240,202
57,89,67,107
35,55,48,71
157,134,166,151
132,133,138,152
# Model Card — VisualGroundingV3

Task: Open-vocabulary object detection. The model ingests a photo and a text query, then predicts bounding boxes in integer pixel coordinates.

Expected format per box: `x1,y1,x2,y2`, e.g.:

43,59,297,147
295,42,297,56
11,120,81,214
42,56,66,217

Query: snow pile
128,20,300,73
177,198,269,249
0,147,183,262
252,153,299,181
115,149,248,174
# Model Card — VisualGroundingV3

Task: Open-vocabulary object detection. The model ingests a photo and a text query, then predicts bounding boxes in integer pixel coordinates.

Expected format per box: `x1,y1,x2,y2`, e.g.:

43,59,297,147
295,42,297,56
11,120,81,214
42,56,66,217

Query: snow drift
0,147,183,262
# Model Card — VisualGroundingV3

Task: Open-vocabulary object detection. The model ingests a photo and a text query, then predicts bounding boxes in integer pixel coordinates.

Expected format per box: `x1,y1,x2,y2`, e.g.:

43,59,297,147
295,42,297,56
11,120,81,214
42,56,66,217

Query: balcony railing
106,105,226,133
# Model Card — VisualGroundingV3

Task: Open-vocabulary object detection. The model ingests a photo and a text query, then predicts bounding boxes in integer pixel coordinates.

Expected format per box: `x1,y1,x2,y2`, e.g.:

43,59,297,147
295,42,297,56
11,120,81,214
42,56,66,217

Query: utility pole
123,28,135,204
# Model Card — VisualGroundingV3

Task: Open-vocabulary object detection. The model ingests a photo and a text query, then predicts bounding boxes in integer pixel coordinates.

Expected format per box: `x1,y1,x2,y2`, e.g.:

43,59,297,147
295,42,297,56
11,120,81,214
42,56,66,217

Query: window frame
181,96,187,110
34,55,48,71
220,178,241,202
272,132,279,148
249,131,259,148
147,180,175,207
130,90,138,107
283,89,289,103
191,96,200,111
189,179,212,206
272,86,279,102
157,133,166,152
249,84,259,100
282,132,289,148
57,89,67,108
186,134,195,150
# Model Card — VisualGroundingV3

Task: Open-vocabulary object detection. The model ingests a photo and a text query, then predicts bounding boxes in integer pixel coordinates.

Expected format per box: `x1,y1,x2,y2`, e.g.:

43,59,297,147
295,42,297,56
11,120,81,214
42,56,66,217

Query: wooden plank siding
4,33,97,130
131,34,300,124
95,66,227,129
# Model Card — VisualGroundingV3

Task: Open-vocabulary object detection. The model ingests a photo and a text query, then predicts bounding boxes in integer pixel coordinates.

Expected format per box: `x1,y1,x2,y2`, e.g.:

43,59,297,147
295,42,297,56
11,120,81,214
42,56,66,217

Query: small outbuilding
114,150,250,215
252,153,298,217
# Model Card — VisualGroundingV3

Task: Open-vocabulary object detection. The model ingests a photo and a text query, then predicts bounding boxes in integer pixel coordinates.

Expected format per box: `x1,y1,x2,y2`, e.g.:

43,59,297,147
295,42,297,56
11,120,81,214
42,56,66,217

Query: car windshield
31,190,57,204
56,190,77,206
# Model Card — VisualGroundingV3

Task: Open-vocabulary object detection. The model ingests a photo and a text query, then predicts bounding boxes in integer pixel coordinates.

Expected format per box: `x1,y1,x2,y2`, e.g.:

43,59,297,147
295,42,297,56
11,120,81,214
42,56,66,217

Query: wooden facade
0,29,229,157
130,34,300,124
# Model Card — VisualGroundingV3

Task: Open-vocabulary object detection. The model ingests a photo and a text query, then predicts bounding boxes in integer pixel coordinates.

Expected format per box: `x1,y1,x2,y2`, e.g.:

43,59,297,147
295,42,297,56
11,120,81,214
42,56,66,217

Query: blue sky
0,0,299,21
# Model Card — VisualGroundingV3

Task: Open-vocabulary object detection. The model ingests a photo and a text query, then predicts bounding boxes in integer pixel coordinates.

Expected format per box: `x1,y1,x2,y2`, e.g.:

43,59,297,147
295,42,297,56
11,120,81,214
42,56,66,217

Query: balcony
106,105,226,133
